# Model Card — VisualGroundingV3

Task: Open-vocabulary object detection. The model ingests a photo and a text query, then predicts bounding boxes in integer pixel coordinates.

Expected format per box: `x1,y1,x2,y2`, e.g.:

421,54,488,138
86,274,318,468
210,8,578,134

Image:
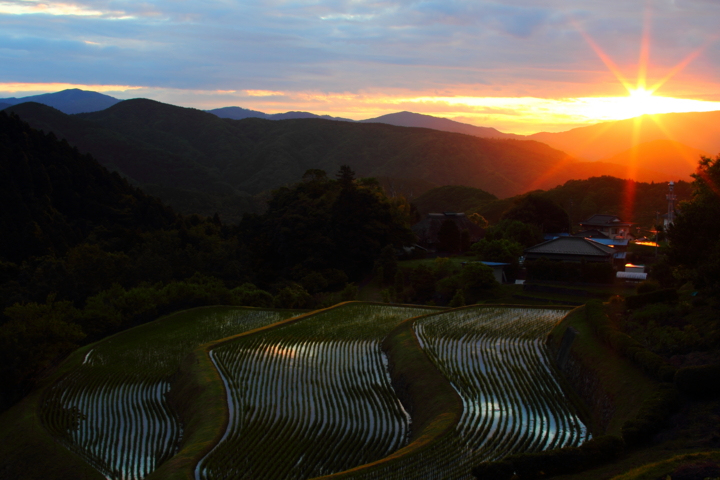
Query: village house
577,214,635,240
523,236,615,264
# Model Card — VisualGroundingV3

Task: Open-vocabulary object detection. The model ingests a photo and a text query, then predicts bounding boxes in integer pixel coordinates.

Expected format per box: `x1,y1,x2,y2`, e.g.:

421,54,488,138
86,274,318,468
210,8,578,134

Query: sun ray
645,114,706,176
573,25,635,93
648,35,720,93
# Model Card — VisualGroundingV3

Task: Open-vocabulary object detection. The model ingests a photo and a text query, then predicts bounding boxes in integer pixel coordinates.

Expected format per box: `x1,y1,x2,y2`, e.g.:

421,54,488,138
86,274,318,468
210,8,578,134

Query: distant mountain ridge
528,111,720,161
5,99,680,225
4,89,716,165
360,111,521,140
206,106,354,122
600,139,708,181
0,89,121,114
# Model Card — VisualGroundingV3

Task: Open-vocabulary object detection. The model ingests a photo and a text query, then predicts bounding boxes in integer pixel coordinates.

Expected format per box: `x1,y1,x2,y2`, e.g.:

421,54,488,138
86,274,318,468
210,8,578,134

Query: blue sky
2,0,719,133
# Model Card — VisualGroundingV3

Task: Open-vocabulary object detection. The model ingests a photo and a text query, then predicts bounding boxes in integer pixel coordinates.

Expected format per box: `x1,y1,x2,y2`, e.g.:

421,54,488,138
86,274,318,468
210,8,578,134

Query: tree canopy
500,193,570,234
241,166,415,282
667,155,720,294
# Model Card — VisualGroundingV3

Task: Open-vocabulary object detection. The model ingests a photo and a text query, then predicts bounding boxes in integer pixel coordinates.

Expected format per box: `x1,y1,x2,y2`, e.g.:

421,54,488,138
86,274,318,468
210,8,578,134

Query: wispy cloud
1,0,719,132
0,0,132,18
0,82,142,93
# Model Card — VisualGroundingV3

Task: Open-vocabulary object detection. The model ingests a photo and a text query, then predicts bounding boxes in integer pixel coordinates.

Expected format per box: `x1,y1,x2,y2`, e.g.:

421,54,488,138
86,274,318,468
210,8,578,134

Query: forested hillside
6,99,673,223
0,111,176,264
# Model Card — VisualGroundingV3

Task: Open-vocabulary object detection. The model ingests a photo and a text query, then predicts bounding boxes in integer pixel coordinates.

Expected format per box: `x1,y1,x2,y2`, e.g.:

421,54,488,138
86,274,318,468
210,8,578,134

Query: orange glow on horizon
571,7,718,224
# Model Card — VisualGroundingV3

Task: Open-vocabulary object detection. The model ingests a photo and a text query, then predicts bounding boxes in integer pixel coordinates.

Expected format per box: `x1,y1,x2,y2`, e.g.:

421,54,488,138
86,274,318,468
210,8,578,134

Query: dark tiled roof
525,237,615,256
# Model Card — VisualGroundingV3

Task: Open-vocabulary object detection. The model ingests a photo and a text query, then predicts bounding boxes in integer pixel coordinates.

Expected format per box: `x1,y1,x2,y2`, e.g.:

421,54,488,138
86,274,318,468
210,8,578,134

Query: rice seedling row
40,307,302,480
197,304,436,480
339,307,589,480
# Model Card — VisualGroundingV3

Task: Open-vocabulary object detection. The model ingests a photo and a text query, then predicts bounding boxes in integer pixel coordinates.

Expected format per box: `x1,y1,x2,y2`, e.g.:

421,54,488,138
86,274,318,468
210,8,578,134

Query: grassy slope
547,306,658,436
545,306,720,480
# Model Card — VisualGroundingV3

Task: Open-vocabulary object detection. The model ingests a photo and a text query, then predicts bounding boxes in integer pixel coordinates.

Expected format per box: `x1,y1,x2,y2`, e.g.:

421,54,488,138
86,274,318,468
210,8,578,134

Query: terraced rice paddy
344,306,590,480
38,303,591,480
197,303,436,480
40,307,302,480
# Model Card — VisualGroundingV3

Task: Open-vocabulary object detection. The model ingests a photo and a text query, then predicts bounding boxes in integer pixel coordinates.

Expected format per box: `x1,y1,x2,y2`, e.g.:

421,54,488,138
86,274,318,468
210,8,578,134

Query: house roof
579,214,634,227
524,236,615,257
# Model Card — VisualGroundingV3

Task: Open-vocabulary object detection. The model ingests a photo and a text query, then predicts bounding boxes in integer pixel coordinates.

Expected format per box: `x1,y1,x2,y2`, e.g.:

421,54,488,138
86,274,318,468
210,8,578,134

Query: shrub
625,288,678,310
675,364,720,398
637,280,661,294
231,283,274,308
448,289,465,307
584,301,676,382
621,385,680,446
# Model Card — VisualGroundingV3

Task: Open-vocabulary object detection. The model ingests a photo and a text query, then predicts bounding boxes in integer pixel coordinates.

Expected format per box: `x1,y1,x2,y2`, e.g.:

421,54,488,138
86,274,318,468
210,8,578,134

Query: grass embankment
547,305,658,436
545,304,720,480
316,310,463,478
0,343,104,480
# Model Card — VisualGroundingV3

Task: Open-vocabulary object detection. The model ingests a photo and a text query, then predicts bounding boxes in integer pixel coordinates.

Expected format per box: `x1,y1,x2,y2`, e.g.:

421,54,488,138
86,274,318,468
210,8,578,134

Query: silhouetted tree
667,154,720,294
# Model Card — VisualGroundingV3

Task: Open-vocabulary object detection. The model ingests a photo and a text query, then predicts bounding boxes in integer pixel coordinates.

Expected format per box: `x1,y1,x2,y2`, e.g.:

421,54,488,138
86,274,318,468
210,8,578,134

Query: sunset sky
2,0,720,134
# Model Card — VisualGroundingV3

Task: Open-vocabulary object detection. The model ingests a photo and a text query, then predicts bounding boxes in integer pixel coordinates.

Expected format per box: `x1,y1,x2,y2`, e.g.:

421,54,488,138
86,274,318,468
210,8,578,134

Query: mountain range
4,99,676,223
528,112,720,162
2,89,717,167
208,106,354,122
0,89,121,114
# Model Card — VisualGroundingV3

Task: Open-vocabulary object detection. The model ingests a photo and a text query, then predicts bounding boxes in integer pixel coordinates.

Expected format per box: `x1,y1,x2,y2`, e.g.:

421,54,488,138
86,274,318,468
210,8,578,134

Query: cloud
0,0,132,18
0,81,141,93
1,0,718,132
